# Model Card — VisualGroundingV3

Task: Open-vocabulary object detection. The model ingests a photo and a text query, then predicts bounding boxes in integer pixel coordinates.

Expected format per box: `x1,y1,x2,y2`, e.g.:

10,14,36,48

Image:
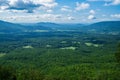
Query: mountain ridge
0,20,120,33
83,21,120,32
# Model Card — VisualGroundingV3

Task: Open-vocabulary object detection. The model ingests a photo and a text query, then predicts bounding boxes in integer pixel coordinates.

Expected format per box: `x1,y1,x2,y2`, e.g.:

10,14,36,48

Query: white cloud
0,6,9,10
55,15,62,19
88,15,96,20
46,9,53,13
75,2,90,11
68,16,75,20
111,14,120,18
87,0,120,6
8,0,58,8
2,13,76,23
3,14,62,22
61,6,72,12
112,0,120,5
104,0,120,6
10,10,28,13
0,0,58,13
88,10,96,20
89,10,95,14
37,14,62,20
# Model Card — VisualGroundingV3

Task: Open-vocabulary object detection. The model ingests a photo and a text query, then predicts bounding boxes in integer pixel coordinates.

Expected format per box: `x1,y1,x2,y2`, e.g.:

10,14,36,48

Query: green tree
115,43,120,64
17,69,44,80
0,65,16,80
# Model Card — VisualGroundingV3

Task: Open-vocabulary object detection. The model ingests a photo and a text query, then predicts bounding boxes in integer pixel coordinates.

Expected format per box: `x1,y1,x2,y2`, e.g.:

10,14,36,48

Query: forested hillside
0,29,120,80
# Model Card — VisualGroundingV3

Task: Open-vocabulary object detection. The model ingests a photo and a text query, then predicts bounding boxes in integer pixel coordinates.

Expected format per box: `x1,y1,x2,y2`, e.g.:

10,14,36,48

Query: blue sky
0,0,120,23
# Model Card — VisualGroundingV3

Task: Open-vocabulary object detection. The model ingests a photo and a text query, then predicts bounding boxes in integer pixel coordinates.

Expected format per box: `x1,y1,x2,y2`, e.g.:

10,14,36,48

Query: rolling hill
0,20,25,33
0,20,52,33
83,21,120,33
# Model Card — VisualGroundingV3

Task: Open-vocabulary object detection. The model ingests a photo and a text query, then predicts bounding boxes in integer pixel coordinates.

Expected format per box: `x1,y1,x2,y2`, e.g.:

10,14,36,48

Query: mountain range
0,20,120,33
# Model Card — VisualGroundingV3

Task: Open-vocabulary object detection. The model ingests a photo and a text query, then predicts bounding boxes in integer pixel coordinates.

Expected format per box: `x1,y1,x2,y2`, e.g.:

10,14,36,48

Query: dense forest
0,21,120,80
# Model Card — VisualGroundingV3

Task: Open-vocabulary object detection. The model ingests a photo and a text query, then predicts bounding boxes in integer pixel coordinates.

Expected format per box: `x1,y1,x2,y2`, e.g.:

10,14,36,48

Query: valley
0,20,120,80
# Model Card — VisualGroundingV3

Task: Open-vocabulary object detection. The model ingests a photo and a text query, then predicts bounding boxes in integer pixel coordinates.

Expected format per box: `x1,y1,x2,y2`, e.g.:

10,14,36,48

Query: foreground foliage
0,31,120,80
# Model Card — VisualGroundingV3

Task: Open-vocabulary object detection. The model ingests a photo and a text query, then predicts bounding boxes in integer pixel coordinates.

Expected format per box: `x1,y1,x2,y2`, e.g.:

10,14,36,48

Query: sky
0,0,120,23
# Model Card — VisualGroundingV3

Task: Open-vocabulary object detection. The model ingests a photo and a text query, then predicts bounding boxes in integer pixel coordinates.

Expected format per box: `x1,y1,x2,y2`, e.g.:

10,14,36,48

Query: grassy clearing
60,46,76,50
85,42,102,47
23,46,33,49
0,53,6,57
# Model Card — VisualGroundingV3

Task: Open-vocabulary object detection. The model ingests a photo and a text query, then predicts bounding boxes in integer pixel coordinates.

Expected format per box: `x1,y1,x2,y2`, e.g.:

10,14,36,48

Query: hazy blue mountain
0,20,120,33
0,20,52,33
83,21,120,33
22,22,52,31
36,22,85,30
22,22,85,31
0,20,25,33
36,21,120,32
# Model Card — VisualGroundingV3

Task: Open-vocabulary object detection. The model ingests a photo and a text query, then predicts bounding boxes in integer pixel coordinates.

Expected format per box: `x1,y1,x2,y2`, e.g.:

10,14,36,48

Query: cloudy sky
0,0,120,23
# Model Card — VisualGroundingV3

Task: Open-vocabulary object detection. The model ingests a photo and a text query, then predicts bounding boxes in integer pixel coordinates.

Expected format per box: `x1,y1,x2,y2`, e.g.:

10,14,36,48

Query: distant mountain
36,22,85,30
0,20,120,33
83,21,120,33
0,20,52,33
22,22,52,31
0,20,24,33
